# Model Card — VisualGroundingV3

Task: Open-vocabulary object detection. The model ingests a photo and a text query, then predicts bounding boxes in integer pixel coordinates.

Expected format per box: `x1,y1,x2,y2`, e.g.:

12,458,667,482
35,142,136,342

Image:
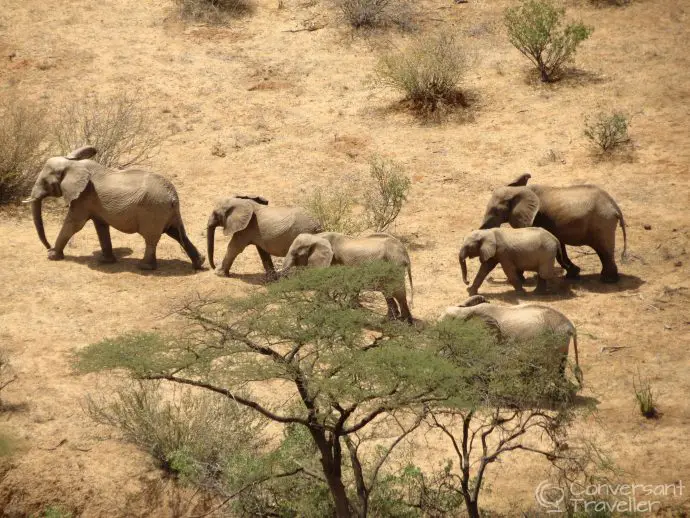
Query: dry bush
54,93,162,169
377,32,467,116
173,0,253,22
363,156,410,231
584,111,630,153
335,0,413,30
0,96,49,204
303,184,364,234
505,0,593,82
86,382,267,488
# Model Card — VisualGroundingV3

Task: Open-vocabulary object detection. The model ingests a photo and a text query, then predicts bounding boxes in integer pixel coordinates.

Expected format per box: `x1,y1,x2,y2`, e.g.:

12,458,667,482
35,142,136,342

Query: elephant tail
407,263,414,308
618,209,628,261
571,330,582,386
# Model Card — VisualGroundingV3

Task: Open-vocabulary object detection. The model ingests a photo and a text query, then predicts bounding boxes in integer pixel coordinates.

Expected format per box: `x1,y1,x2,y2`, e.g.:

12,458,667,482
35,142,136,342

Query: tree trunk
464,496,481,518
310,430,352,518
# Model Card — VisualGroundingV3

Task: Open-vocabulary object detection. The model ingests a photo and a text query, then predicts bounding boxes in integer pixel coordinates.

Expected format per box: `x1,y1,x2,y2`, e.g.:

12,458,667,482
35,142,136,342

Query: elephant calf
439,295,581,383
280,232,414,323
24,146,205,270
207,196,321,279
459,227,563,296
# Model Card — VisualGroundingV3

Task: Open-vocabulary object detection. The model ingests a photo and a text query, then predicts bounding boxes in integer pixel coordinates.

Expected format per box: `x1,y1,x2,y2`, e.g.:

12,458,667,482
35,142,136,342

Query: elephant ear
66,146,98,161
507,172,531,186
307,239,334,267
235,194,269,206
509,189,540,228
60,165,91,205
478,232,497,262
223,200,255,235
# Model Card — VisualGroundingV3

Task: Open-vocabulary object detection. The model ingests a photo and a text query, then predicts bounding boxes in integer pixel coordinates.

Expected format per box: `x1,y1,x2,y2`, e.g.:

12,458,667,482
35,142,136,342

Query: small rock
644,224,652,230
675,261,682,267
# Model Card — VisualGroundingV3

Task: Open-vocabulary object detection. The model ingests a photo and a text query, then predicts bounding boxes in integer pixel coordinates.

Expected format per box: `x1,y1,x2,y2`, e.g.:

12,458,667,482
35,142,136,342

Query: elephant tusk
22,198,35,204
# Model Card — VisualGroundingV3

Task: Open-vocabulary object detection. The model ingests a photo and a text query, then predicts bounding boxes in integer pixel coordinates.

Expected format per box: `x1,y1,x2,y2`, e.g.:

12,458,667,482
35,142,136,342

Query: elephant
207,196,321,279
280,232,414,323
459,227,563,295
439,295,581,383
479,174,627,283
24,146,205,270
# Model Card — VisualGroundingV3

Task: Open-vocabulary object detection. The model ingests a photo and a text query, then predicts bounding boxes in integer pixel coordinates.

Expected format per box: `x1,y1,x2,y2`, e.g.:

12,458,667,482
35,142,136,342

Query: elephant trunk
479,217,498,230
459,248,469,285
31,198,51,250
278,254,295,277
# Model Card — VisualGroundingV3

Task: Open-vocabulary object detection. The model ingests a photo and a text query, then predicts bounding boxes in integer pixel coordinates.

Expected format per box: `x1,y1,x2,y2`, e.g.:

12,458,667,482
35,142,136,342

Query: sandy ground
0,0,689,515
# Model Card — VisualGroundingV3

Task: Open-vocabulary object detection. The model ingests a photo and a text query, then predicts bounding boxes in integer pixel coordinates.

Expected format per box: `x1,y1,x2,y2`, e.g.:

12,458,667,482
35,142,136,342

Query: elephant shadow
566,273,645,294
225,272,272,286
65,248,204,277
485,274,577,302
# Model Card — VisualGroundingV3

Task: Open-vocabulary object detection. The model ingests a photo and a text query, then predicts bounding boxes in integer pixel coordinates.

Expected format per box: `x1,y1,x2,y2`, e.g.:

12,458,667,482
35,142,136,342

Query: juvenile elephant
24,146,204,270
479,174,627,282
280,232,414,323
459,227,563,295
207,196,321,279
439,295,581,383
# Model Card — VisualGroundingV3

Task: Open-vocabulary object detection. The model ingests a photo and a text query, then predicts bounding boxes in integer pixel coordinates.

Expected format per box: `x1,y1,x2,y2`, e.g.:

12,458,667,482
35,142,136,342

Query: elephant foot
98,254,117,264
192,254,206,270
600,272,619,283
565,265,581,279
138,260,157,271
215,268,229,277
467,287,479,296
47,249,64,261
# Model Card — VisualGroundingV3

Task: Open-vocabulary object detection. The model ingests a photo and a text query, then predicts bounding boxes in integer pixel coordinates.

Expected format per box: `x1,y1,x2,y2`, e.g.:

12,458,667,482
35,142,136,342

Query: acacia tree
77,264,586,517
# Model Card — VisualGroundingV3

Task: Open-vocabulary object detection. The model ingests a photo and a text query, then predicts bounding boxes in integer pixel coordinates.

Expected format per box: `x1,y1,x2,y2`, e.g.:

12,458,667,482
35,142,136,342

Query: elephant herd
25,147,630,382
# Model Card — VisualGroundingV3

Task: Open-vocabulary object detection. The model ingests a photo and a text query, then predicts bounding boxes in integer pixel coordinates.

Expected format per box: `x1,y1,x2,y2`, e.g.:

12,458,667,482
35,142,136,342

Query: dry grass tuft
173,0,253,23
335,0,414,30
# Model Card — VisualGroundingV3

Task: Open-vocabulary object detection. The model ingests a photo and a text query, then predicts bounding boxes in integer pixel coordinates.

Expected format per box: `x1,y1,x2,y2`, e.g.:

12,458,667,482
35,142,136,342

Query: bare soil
0,0,688,515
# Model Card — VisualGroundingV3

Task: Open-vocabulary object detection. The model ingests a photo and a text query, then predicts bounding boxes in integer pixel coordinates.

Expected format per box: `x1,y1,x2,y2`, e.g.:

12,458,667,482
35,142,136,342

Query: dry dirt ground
0,0,689,515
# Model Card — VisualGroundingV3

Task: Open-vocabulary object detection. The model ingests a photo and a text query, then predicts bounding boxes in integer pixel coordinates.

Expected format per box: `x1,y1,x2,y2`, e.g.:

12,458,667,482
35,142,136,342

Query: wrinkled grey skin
207,196,321,279
439,295,581,383
459,227,563,296
280,232,414,323
479,174,627,283
24,146,204,270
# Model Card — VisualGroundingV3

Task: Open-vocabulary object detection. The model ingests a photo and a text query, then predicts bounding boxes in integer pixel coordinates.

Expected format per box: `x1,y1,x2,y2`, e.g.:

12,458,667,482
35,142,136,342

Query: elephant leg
139,236,160,270
50,209,90,260
535,276,548,294
256,247,277,280
164,226,205,270
385,297,400,320
595,247,619,283
216,238,247,277
516,270,526,283
502,263,526,293
468,260,498,296
394,292,413,324
93,219,116,263
559,243,581,279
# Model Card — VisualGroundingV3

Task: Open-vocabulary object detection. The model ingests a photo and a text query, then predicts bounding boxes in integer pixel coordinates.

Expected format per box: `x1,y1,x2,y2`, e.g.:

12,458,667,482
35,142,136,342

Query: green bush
336,0,413,30
363,156,410,231
633,371,657,419
54,93,161,169
0,96,48,205
303,184,364,234
377,32,467,115
584,111,630,152
505,0,593,82
173,0,252,22
85,382,267,488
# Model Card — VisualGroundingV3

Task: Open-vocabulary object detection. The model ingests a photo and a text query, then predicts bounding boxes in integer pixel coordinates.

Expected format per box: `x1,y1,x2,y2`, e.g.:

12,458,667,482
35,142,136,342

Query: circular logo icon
535,480,565,512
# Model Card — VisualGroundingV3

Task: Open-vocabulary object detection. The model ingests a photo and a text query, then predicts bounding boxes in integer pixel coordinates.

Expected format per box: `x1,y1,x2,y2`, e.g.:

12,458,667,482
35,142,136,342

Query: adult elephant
24,146,205,270
479,174,627,282
439,295,581,383
280,232,414,323
207,196,321,279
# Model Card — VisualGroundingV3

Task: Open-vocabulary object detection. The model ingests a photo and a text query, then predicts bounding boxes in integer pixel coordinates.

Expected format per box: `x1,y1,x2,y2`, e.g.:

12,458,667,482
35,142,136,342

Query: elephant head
206,195,269,269
458,230,497,285
280,233,334,274
438,295,489,322
23,146,98,250
479,176,540,230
